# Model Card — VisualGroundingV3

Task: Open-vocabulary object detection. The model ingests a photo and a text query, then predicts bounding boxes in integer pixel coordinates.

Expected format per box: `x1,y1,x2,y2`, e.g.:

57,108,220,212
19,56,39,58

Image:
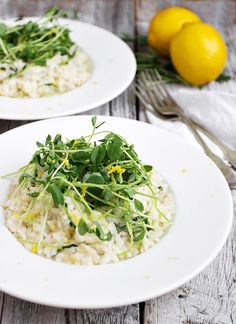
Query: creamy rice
0,48,91,98
4,171,175,265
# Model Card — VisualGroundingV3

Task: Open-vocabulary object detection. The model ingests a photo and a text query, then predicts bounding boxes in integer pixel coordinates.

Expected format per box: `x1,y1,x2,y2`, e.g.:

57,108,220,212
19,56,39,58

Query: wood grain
1,295,68,324
76,305,140,324
0,0,80,18
109,0,137,120
0,293,4,322
0,120,10,134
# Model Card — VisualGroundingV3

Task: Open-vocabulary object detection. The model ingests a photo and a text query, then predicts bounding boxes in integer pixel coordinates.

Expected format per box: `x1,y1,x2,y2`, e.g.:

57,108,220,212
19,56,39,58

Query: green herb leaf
78,218,90,235
45,134,52,146
97,145,106,164
134,198,144,212
91,145,106,164
19,173,32,183
53,134,62,144
0,23,7,37
83,172,105,197
216,73,231,83
47,183,64,207
91,146,99,164
116,222,127,233
45,6,60,20
71,151,90,162
143,165,153,172
133,224,146,242
95,222,112,241
84,172,105,185
107,135,123,162
36,141,44,148
102,188,112,201
124,188,136,198
29,192,40,198
92,116,97,127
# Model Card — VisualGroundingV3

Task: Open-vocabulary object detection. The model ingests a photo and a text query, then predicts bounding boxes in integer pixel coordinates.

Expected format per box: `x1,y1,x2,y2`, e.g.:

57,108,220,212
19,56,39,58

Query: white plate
0,116,233,308
0,18,136,120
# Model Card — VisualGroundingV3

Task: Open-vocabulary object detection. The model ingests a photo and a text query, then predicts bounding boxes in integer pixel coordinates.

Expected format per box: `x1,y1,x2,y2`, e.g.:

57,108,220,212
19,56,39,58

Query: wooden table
0,1,235,323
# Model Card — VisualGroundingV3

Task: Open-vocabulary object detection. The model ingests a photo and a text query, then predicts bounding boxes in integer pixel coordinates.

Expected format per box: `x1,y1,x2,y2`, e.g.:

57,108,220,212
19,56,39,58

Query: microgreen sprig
6,117,169,244
0,7,76,67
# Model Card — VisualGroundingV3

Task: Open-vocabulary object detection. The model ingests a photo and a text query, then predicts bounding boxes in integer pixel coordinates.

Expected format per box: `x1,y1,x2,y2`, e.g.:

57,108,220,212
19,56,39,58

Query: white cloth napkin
146,83,236,151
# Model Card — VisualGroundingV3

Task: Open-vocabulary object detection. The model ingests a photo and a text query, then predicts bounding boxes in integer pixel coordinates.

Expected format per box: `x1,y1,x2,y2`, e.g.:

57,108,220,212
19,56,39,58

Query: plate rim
0,115,233,308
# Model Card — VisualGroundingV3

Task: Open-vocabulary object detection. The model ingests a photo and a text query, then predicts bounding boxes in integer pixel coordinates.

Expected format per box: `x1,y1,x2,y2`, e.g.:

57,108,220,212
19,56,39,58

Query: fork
139,69,236,170
135,71,236,189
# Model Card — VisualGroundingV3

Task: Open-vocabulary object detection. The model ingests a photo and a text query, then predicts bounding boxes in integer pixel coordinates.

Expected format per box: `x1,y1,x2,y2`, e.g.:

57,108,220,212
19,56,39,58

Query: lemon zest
81,185,87,198
70,213,80,226
72,139,80,149
12,211,21,219
106,165,125,175
24,213,37,221
63,157,70,168
31,243,38,254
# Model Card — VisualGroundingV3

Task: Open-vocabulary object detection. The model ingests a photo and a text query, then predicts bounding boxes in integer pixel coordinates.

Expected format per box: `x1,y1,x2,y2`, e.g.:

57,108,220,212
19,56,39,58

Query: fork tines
136,69,174,109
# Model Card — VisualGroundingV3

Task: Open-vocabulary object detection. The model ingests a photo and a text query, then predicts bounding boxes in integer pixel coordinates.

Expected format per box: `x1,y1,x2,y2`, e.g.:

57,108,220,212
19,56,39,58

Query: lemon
147,6,200,57
170,22,227,85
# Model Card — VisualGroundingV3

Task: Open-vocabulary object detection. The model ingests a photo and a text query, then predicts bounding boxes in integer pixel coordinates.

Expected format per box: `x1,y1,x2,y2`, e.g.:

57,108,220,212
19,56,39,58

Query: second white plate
0,18,136,120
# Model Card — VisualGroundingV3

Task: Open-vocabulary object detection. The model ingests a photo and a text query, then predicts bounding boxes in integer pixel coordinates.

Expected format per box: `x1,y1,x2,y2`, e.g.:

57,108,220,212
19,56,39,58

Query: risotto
4,172,174,265
3,118,175,265
0,49,91,98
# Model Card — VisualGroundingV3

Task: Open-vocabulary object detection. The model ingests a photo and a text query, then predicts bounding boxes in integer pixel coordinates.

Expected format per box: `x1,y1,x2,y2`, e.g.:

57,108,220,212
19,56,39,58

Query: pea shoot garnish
0,7,76,67
3,117,172,247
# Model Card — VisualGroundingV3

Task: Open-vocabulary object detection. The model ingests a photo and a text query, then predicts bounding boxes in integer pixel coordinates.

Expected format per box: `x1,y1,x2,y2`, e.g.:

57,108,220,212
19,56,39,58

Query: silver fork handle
178,112,236,189
191,120,236,169
179,114,211,154
171,102,236,170
172,103,236,170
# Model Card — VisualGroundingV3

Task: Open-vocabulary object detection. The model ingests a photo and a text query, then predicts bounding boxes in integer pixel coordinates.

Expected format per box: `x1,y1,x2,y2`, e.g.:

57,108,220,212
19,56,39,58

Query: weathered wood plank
0,0,80,18
0,120,10,134
76,305,140,324
137,1,236,323
1,295,71,324
136,0,236,35
109,0,137,119
77,0,111,117
0,293,4,321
